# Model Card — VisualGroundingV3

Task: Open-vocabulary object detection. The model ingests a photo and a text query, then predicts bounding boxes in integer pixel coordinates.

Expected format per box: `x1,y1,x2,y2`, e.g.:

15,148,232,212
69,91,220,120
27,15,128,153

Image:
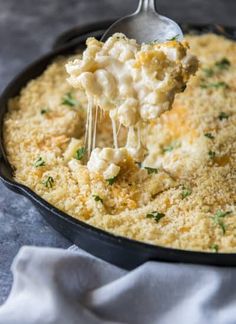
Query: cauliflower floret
66,33,198,127
87,147,128,180
65,33,198,177
63,138,83,162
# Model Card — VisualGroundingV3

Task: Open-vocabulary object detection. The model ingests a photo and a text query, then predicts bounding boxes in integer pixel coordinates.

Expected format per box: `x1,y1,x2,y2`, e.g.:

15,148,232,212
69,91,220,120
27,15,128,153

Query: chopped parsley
181,186,192,199
43,176,54,188
203,68,214,77
202,58,230,77
213,81,229,89
75,147,86,160
62,93,79,107
146,211,165,223
162,141,182,153
210,244,219,253
200,81,229,89
208,150,216,159
149,40,158,45
215,57,230,70
204,133,214,140
163,145,174,153
34,157,45,167
93,195,103,203
106,176,117,185
40,107,50,114
200,82,208,89
167,34,180,41
211,210,232,234
144,167,158,175
218,112,229,120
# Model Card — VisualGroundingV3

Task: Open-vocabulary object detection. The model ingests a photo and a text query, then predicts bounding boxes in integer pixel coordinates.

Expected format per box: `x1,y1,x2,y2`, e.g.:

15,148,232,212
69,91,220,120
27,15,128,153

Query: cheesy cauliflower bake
3,34,236,253
65,33,198,179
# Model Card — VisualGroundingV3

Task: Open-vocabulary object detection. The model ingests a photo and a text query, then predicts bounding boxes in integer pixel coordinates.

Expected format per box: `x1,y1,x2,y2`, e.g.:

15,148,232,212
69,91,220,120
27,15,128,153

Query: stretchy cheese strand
87,97,93,156
92,103,98,150
111,117,118,149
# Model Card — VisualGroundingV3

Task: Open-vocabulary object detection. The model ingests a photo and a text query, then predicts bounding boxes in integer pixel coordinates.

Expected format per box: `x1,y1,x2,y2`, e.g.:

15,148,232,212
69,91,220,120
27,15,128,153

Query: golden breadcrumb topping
3,34,236,253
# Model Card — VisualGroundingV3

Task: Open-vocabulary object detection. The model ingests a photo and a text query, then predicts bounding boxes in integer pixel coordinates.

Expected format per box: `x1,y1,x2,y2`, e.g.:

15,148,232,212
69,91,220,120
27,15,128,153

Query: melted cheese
65,33,198,178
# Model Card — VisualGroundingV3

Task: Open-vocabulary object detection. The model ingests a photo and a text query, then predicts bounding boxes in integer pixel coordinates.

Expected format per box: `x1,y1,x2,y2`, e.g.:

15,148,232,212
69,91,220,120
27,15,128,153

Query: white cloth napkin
0,245,235,324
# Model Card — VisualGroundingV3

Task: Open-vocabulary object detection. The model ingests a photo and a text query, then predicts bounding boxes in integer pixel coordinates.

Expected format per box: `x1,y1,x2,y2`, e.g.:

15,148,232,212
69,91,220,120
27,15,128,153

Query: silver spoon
101,0,183,43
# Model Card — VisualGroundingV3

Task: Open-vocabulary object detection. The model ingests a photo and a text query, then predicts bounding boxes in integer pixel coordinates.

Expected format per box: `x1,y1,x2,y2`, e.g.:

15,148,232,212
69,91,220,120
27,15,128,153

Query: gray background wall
0,0,236,304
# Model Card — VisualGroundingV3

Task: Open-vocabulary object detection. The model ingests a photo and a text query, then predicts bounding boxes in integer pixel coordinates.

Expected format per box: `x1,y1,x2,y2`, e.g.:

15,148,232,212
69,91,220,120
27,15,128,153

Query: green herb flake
213,81,229,89
200,81,229,89
204,133,215,140
43,176,54,189
34,157,45,167
40,108,50,114
93,195,103,203
167,34,180,41
202,57,230,77
211,210,232,235
62,93,79,107
200,82,208,89
210,244,219,253
149,40,158,45
146,211,165,223
144,167,158,175
215,210,232,218
215,57,231,70
219,222,226,234
203,68,214,77
75,147,86,160
163,145,174,153
208,150,216,159
218,112,229,120
181,186,192,199
106,176,117,185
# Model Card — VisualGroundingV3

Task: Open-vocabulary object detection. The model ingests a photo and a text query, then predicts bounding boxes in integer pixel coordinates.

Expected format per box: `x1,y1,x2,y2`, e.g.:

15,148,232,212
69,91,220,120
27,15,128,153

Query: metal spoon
101,0,183,43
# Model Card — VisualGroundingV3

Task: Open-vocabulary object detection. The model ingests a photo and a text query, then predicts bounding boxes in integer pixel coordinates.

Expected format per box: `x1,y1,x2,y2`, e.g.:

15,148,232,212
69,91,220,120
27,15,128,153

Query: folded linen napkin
0,245,235,324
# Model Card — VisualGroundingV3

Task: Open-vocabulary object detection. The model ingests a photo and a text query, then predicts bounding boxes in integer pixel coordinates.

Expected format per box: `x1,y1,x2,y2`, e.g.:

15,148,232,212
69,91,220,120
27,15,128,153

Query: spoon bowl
101,0,183,43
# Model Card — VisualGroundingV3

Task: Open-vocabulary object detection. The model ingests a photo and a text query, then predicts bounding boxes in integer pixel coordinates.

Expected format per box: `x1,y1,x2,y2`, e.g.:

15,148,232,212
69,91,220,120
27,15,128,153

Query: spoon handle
136,0,157,13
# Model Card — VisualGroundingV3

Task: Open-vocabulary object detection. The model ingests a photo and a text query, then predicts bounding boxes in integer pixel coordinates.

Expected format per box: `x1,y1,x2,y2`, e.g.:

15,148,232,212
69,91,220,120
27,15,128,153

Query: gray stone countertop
0,0,236,305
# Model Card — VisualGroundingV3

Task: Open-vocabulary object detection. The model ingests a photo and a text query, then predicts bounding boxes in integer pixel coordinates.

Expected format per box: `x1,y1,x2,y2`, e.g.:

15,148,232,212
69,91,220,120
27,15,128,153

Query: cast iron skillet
1,20,236,269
